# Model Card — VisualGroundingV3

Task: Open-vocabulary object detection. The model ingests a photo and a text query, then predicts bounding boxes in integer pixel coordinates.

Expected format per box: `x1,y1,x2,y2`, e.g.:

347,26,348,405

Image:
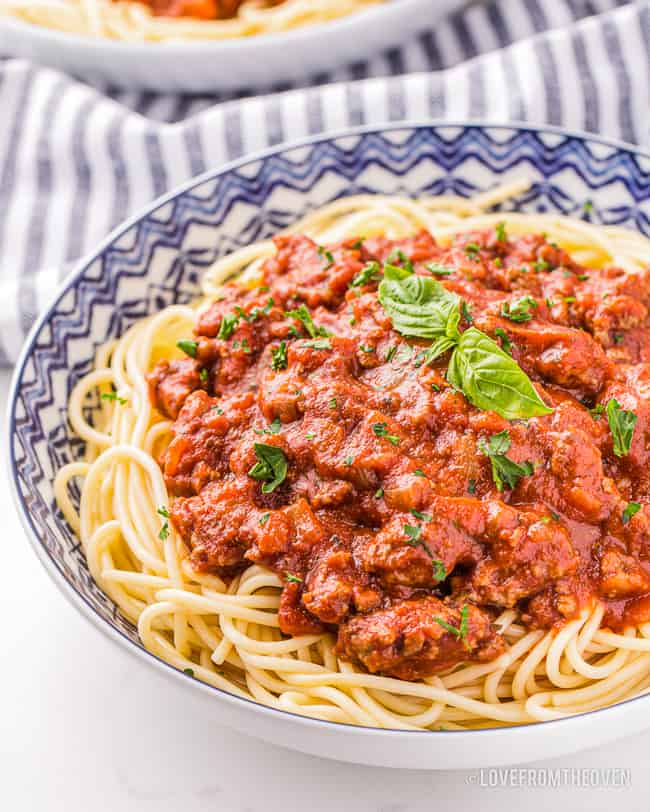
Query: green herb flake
303,338,332,350
305,432,316,440
410,508,433,522
495,222,507,243
372,422,400,446
351,238,365,250
613,333,625,345
285,573,303,584
577,274,589,282
183,668,195,677
404,524,422,543
464,242,481,260
248,444,288,493
259,513,271,526
218,313,240,340
468,479,476,494
343,455,353,467
606,398,637,457
101,391,127,405
494,327,513,355
375,488,384,499
284,304,329,339
500,295,538,323
414,469,426,478
329,397,338,409
177,339,198,358
432,560,447,581
622,502,642,525
271,341,288,371
385,345,398,363
351,261,382,288
157,506,170,541
426,262,454,277
479,430,534,492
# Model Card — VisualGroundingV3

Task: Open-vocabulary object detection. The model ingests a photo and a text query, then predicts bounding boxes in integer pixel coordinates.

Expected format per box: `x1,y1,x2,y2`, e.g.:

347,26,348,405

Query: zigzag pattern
9,124,650,650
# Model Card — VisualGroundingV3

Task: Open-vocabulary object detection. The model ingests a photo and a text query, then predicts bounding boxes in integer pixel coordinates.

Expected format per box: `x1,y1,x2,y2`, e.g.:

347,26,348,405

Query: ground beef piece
336,597,504,679
148,358,204,419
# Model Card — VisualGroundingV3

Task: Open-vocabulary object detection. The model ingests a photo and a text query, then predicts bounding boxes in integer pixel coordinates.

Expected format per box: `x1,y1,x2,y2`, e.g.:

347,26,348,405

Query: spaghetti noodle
55,186,650,730
0,0,384,41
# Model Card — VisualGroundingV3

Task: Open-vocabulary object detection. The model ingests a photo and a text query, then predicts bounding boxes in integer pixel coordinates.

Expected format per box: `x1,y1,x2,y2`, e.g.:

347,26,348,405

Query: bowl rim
9,119,650,740
0,0,435,52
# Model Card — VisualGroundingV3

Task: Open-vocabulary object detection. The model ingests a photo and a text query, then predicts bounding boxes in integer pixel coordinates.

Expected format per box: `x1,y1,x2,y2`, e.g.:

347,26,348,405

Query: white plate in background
0,0,466,92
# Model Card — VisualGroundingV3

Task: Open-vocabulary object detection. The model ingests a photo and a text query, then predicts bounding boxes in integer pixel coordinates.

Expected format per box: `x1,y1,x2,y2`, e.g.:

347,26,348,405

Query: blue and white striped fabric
0,0,648,364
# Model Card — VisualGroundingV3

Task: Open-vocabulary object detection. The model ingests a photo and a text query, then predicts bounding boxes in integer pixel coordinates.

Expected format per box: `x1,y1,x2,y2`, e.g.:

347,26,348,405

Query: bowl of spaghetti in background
8,123,650,769
0,0,465,92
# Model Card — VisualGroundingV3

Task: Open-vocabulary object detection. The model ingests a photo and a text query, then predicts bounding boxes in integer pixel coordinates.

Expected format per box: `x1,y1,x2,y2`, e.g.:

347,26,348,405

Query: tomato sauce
148,226,650,679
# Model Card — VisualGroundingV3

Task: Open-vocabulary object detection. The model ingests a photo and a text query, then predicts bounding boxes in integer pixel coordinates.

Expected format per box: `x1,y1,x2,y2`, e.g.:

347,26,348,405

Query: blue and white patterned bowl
8,124,650,769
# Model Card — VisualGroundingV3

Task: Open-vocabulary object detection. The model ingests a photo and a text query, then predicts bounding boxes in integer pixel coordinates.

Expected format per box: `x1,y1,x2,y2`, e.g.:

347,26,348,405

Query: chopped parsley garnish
359,344,375,353
372,422,400,446
533,259,550,272
431,383,441,392
259,513,271,526
577,274,589,282
468,479,476,494
305,432,315,440
218,313,239,340
248,444,288,493
464,242,481,260
177,339,198,358
303,338,332,350
212,405,224,415
241,339,252,354
285,573,303,584
414,469,426,478
351,261,382,288
426,262,454,277
433,605,469,641
404,524,422,543
255,417,281,436
375,488,384,499
388,249,414,273
157,506,170,541
461,300,473,324
606,398,637,457
329,397,338,409
199,368,209,383
590,403,605,419
410,509,432,522
622,502,641,525
101,391,127,405
495,222,507,243
613,333,624,345
271,341,288,371
550,511,560,521
432,560,447,581
343,456,353,466
500,295,538,323
564,296,576,304
384,345,398,363
350,238,365,250
284,304,329,338
583,200,594,213
494,328,512,355
479,430,534,492
183,668,195,677
317,245,335,268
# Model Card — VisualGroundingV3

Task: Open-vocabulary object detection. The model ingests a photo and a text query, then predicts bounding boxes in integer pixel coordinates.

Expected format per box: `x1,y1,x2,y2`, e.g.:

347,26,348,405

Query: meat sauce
148,227,650,680
131,0,281,19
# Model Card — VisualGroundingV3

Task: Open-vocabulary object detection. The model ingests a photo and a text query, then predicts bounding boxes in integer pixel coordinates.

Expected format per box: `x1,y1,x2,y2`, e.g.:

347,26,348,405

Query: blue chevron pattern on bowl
8,123,650,659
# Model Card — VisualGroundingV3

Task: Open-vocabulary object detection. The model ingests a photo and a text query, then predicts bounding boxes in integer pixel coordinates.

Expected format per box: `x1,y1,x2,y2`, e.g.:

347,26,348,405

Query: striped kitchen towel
0,0,648,364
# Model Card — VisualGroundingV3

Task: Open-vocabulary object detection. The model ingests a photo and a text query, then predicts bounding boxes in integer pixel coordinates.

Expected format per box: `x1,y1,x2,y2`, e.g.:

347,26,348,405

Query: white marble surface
3,365,650,811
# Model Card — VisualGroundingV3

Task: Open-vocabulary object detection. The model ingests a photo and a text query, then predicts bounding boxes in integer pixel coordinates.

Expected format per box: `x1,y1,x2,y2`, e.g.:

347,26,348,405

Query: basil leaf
479,430,534,491
248,443,288,493
447,328,552,420
606,398,637,457
378,268,461,341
